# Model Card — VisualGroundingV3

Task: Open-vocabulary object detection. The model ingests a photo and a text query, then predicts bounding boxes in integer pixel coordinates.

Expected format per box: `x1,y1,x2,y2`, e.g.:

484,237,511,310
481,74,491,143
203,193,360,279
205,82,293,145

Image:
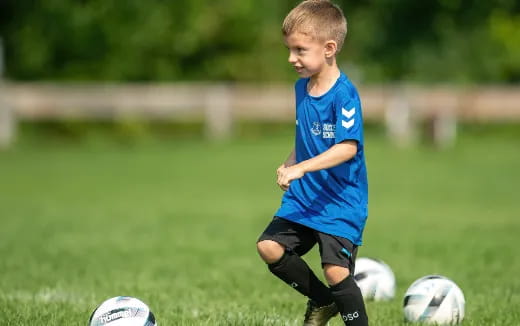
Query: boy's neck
307,63,341,97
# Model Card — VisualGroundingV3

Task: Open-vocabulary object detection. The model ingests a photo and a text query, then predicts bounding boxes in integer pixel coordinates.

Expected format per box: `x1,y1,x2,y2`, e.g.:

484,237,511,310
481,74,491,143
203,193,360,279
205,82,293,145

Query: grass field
1,127,519,325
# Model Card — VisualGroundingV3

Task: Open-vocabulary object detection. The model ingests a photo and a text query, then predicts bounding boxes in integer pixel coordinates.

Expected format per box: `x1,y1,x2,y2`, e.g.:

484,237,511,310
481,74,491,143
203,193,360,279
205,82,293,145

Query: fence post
0,37,15,149
204,84,233,140
421,90,458,149
0,103,15,149
425,109,457,149
385,90,417,147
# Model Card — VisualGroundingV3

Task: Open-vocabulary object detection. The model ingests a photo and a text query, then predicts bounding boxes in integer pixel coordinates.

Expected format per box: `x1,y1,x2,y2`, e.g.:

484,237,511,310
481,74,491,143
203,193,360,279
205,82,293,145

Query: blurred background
0,0,519,146
0,1,519,325
1,0,520,82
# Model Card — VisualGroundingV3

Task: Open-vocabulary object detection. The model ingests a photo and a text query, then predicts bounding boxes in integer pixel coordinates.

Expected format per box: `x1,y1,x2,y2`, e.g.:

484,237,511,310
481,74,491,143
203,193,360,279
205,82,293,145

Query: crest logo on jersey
311,122,321,136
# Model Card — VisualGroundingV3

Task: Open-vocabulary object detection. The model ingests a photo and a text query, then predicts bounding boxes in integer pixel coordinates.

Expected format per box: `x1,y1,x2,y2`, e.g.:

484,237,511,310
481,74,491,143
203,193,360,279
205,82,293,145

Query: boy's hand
277,165,305,191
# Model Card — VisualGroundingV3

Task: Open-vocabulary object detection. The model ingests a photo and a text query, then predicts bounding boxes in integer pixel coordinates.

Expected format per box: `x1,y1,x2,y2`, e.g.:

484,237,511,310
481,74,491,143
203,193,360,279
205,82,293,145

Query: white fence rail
0,82,519,148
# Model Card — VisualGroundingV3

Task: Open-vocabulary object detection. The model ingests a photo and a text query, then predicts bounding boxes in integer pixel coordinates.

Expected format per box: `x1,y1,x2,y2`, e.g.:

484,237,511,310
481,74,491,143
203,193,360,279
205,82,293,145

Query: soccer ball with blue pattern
89,296,157,326
403,275,465,324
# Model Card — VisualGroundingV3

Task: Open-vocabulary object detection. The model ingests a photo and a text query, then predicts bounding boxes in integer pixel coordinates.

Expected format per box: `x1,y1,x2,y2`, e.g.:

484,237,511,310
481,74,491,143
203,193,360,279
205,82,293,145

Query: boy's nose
288,52,297,64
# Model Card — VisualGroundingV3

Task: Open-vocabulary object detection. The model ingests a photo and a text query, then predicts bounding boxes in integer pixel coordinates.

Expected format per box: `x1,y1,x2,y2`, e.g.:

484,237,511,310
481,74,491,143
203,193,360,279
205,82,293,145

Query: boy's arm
276,149,296,187
277,140,357,191
282,149,296,167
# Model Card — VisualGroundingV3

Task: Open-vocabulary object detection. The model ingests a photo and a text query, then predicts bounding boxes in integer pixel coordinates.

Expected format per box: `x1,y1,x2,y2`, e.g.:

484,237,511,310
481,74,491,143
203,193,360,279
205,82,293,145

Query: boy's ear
324,40,338,58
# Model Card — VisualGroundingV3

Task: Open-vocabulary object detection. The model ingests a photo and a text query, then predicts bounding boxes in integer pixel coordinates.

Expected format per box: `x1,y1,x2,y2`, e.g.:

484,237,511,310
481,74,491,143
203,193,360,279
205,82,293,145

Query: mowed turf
0,129,519,325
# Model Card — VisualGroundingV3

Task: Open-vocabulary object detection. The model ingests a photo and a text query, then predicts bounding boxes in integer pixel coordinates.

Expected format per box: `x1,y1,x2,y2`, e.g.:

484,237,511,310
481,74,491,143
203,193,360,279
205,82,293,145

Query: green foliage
0,0,519,82
341,0,520,83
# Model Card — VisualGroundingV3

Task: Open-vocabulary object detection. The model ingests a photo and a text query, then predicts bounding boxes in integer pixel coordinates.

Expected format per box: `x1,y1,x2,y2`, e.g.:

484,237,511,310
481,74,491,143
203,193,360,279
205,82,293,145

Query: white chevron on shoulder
342,119,355,129
342,107,356,119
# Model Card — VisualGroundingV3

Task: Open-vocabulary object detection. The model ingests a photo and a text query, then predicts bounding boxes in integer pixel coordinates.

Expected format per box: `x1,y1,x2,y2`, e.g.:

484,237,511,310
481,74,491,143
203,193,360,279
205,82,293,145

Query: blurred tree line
0,0,519,83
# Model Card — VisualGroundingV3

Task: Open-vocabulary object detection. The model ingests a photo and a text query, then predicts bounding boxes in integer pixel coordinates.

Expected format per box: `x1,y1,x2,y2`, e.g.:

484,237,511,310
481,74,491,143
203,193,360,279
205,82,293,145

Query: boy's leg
327,266,368,326
317,234,368,326
257,217,334,307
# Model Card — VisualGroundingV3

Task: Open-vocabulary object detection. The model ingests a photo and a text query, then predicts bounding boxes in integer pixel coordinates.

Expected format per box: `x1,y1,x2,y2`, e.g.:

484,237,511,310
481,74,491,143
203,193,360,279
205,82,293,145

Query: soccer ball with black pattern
89,296,157,326
353,257,396,301
403,275,465,324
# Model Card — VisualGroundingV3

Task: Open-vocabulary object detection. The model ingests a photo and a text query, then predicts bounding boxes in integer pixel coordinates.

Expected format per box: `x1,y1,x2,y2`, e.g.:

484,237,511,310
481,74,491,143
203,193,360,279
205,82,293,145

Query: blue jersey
275,72,368,245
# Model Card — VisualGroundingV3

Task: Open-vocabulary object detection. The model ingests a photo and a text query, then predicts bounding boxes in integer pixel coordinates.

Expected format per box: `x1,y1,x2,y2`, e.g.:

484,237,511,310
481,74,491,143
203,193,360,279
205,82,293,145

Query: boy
256,1,369,325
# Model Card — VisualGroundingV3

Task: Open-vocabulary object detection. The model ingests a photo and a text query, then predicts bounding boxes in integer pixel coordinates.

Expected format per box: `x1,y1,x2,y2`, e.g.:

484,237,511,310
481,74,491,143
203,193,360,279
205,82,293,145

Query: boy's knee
323,264,351,286
257,240,285,264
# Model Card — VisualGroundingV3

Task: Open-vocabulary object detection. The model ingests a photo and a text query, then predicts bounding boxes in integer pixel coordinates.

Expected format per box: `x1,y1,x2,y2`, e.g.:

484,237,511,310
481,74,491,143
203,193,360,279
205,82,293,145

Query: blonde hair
282,0,347,52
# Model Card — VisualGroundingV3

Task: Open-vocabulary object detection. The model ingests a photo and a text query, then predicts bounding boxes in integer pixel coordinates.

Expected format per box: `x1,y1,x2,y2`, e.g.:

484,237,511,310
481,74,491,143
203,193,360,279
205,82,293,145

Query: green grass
0,129,519,325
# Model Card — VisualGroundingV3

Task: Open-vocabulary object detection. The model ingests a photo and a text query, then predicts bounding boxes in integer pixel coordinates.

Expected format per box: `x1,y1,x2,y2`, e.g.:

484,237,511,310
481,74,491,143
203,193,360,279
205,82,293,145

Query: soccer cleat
303,300,339,326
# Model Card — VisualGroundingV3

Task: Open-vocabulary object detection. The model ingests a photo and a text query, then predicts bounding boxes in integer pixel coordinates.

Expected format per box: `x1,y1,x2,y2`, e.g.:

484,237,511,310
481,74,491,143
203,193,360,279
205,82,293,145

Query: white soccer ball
353,257,396,301
403,275,465,324
89,296,157,326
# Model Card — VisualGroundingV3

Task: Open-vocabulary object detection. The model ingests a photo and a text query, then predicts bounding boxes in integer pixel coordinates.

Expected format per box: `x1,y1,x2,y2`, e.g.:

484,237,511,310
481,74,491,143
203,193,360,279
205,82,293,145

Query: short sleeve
334,93,363,144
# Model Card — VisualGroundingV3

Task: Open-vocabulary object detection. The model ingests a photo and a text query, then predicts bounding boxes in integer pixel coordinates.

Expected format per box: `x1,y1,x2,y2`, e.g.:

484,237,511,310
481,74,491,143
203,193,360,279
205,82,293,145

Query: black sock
268,251,334,306
330,275,368,326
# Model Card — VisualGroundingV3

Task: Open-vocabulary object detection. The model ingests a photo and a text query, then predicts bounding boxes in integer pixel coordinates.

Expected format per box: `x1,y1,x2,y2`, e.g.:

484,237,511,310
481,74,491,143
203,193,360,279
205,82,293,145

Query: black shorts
258,216,358,271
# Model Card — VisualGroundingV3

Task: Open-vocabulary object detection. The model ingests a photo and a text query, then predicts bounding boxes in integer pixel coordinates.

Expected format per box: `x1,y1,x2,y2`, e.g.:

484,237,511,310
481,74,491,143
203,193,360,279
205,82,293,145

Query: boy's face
284,31,331,78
